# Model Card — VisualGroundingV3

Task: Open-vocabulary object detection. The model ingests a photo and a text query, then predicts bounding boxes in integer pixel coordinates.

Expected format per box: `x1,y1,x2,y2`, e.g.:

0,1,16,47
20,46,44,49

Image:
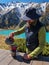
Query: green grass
42,42,49,56
14,38,26,52
0,35,49,56
14,38,49,56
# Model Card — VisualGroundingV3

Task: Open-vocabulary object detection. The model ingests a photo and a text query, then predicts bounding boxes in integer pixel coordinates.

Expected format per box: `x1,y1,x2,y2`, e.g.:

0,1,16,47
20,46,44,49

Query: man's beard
29,21,37,26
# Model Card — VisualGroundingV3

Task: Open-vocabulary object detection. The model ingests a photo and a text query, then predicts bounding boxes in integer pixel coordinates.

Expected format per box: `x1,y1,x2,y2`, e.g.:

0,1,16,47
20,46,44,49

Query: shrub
14,38,26,52
14,38,49,56
42,42,49,56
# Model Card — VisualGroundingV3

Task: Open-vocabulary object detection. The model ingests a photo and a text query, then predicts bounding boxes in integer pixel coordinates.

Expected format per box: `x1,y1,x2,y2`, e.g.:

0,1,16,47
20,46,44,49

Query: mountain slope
0,2,49,29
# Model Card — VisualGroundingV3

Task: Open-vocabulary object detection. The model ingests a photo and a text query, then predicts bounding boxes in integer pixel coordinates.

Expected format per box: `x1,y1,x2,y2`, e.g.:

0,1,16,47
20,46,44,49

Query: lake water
0,29,49,43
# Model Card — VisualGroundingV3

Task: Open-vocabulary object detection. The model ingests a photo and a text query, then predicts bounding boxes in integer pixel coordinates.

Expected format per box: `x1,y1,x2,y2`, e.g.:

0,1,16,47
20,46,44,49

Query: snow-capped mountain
0,5,4,11
0,2,33,17
0,2,49,29
0,2,48,17
0,3,7,12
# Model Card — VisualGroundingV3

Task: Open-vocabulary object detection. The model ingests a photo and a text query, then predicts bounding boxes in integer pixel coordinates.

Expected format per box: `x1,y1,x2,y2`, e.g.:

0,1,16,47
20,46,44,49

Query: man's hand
9,33,14,38
8,33,14,42
23,54,32,60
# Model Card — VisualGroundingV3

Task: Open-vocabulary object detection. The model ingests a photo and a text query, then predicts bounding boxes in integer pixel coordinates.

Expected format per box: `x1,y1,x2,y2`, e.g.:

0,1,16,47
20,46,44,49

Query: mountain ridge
0,2,49,30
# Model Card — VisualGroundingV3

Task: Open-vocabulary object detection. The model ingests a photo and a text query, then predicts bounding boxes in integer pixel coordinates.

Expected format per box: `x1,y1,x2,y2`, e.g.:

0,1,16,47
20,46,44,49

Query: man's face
27,19,37,25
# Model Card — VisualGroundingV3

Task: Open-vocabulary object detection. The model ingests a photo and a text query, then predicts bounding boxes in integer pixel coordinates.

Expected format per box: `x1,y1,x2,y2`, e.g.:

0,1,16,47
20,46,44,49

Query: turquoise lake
0,30,49,43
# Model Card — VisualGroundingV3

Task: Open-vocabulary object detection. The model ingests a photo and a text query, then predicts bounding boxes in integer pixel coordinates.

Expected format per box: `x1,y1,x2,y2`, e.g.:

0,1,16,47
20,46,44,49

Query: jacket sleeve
12,25,26,36
28,26,46,58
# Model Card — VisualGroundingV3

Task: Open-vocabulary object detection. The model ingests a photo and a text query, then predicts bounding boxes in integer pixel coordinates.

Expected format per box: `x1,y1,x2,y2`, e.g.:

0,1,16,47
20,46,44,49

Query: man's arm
28,26,46,58
11,25,26,36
